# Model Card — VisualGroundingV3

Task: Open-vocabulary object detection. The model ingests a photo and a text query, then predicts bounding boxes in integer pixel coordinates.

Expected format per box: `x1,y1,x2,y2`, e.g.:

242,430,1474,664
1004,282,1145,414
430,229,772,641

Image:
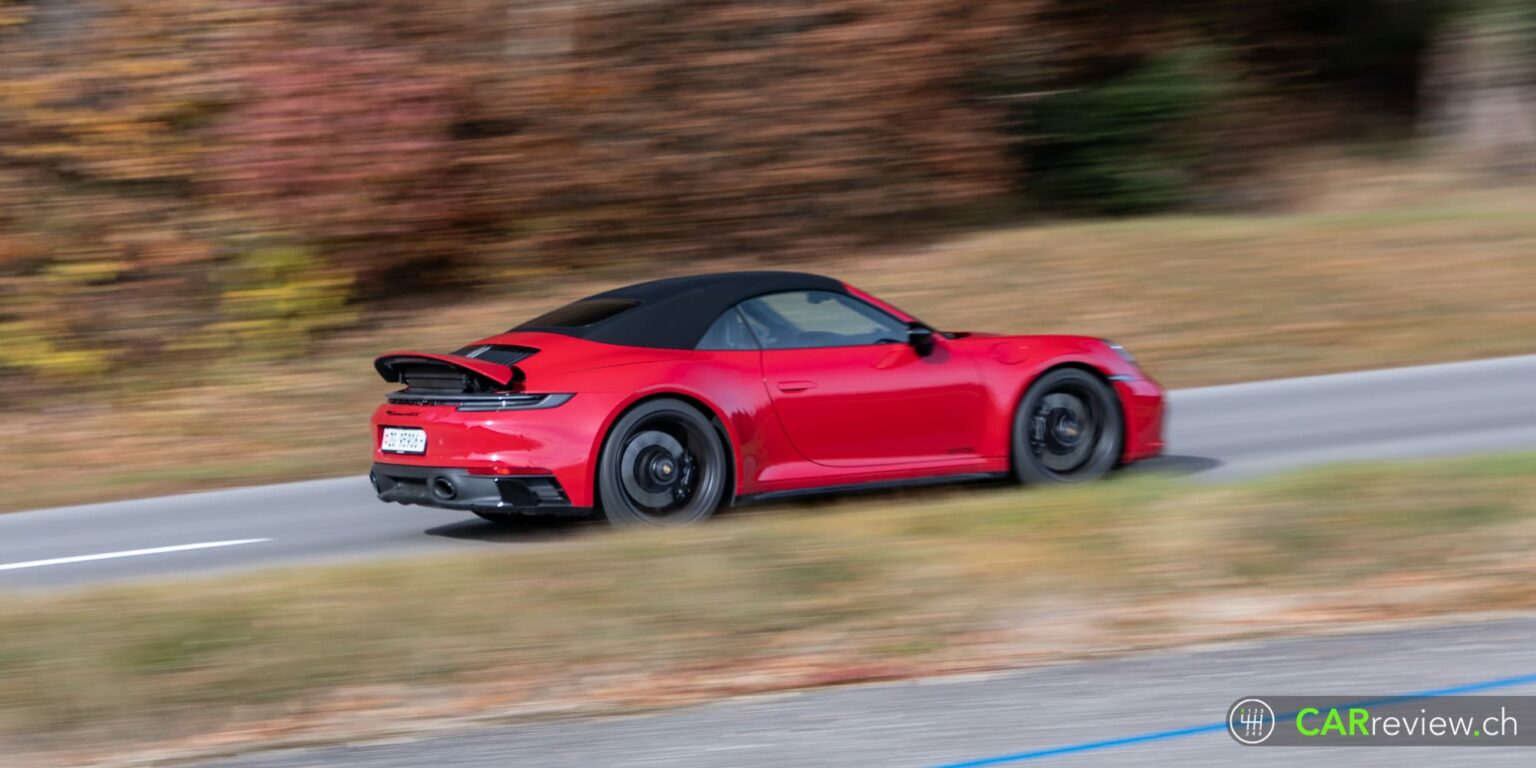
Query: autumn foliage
0,0,1505,389
0,0,1032,385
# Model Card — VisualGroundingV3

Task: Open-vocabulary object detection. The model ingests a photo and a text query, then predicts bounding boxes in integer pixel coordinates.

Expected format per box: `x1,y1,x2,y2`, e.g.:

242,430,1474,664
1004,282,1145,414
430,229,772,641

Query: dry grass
2,455,1535,765
5,182,1536,512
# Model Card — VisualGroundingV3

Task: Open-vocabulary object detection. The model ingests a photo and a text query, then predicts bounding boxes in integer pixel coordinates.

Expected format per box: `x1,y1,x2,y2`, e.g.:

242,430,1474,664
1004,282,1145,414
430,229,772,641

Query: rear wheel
1011,368,1122,484
597,399,728,527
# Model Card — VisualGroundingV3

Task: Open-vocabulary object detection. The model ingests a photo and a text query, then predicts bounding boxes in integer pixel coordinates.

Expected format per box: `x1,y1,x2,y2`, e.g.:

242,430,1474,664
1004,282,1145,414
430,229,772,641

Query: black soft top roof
515,271,845,349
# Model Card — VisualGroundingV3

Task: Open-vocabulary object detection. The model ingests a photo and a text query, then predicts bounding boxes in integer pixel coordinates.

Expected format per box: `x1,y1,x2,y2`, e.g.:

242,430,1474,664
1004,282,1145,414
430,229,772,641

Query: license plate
380,427,427,455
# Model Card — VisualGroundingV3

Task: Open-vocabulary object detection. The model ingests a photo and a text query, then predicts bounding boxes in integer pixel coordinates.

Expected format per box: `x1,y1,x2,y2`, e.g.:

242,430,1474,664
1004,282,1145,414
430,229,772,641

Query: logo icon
1229,698,1277,745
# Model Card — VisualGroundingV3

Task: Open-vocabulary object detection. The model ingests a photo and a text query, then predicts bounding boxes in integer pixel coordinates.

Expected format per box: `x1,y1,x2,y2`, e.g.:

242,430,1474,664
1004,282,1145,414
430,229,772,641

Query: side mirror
907,323,937,357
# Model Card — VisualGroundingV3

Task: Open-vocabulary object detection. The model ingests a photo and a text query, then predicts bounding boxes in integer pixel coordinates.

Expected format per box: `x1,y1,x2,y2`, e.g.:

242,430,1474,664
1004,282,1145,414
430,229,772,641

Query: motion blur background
4,3,1536,764
2,0,1535,509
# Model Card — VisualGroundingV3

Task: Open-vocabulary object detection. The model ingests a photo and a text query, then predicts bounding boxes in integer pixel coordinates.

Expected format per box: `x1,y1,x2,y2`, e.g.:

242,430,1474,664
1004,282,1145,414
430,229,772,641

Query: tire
1011,368,1123,484
596,398,728,527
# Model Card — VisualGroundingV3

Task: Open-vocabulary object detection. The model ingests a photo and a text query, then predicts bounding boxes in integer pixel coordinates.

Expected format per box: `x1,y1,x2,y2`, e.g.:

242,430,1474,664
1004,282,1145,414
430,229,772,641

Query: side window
696,307,759,351
737,291,909,350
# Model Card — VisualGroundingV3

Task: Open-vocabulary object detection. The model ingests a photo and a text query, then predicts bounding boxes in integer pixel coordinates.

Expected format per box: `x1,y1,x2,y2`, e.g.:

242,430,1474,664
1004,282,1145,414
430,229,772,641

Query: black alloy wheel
1011,368,1123,484
597,399,727,526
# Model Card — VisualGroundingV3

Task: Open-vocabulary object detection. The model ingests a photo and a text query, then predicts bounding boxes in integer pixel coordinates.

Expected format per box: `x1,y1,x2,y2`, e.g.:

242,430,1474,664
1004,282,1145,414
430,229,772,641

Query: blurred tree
1230,0,1451,122
542,0,1026,258
1012,47,1230,214
0,0,1520,392
1422,0,1536,172
204,46,464,266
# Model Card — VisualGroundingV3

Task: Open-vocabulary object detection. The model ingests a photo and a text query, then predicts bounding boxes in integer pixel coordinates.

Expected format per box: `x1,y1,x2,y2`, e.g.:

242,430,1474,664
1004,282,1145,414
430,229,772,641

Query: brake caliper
673,453,698,502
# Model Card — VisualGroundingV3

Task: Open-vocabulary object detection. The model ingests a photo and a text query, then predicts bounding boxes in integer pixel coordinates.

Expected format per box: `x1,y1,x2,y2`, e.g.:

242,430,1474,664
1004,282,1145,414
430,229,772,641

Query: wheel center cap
1051,412,1081,444
648,455,677,484
636,445,684,487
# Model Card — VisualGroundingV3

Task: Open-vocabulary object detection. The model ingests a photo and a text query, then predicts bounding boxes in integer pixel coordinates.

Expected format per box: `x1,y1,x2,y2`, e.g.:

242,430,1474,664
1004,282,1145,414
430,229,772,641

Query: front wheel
1011,368,1123,484
597,399,728,527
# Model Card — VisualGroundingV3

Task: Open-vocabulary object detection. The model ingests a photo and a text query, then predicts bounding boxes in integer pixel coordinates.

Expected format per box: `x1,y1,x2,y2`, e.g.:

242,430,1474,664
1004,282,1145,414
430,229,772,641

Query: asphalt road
198,617,1536,768
2,353,1534,591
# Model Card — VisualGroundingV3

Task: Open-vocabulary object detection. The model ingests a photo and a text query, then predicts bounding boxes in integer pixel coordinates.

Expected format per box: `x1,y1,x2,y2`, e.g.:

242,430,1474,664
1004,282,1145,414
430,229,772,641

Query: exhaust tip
431,477,457,500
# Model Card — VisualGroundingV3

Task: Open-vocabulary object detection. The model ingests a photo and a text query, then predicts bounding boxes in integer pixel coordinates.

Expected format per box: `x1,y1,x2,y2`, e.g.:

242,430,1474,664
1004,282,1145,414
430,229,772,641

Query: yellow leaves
0,27,208,179
0,321,111,380
112,59,196,79
43,259,132,286
0,76,66,109
197,246,359,355
222,279,355,326
1,106,202,181
24,348,112,379
0,1,30,29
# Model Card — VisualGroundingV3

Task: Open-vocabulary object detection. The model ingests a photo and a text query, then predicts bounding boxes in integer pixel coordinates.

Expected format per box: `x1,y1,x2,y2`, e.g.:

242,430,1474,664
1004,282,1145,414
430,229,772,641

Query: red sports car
371,272,1164,526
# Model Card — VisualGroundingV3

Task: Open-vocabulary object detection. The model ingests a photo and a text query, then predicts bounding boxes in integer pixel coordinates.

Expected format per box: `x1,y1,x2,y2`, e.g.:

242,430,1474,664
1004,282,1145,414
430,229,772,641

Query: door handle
776,380,818,393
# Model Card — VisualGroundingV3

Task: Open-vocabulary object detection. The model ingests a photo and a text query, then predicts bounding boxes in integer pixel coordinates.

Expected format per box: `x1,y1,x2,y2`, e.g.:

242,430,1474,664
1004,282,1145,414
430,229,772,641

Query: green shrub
1017,47,1229,215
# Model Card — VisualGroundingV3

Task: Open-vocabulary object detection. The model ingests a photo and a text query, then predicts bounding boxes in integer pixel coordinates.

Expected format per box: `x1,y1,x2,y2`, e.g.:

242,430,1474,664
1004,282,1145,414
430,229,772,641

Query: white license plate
380,427,427,455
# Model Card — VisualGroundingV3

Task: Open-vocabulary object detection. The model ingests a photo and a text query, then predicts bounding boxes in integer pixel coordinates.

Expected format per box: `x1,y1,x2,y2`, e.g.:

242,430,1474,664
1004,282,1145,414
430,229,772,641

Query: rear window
521,299,639,328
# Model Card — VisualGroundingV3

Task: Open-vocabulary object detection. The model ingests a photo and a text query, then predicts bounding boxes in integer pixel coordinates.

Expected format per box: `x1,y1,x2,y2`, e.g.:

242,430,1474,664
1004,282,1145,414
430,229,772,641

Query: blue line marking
931,672,1536,768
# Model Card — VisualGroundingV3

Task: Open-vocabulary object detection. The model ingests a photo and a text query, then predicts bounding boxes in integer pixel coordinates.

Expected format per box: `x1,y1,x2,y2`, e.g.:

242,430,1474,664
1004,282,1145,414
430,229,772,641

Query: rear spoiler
374,352,523,389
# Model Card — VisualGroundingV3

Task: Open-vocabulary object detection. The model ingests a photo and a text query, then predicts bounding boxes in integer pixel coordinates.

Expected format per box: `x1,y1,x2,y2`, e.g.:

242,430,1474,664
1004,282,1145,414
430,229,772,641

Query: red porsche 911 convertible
371,272,1164,526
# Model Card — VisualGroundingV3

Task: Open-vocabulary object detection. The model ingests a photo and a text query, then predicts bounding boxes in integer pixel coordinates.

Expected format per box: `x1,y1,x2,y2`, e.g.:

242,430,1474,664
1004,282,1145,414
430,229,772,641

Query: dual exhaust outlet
369,470,458,501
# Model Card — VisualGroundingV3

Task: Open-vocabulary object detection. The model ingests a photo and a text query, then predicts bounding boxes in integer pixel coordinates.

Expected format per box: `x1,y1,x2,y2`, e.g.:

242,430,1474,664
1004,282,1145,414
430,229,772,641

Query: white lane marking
0,539,271,572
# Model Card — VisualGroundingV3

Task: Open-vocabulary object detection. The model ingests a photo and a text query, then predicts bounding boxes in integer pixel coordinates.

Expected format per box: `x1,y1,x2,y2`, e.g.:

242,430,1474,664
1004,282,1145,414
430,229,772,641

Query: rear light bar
466,466,555,476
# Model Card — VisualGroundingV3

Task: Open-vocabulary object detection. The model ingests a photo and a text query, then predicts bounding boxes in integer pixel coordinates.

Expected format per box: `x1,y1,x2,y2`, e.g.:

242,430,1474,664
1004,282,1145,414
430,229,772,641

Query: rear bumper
371,391,629,509
370,463,589,516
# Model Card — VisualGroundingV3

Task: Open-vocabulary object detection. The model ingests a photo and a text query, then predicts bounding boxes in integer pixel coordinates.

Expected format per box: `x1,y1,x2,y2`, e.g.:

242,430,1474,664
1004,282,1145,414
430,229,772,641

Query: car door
738,290,987,468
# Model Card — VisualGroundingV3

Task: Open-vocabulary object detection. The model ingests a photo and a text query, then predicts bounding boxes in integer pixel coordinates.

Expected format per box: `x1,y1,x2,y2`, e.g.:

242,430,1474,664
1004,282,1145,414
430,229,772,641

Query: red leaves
207,46,462,248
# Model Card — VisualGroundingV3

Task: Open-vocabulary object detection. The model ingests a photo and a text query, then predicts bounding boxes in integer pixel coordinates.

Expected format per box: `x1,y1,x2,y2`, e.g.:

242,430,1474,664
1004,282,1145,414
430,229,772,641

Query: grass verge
3,455,1535,764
